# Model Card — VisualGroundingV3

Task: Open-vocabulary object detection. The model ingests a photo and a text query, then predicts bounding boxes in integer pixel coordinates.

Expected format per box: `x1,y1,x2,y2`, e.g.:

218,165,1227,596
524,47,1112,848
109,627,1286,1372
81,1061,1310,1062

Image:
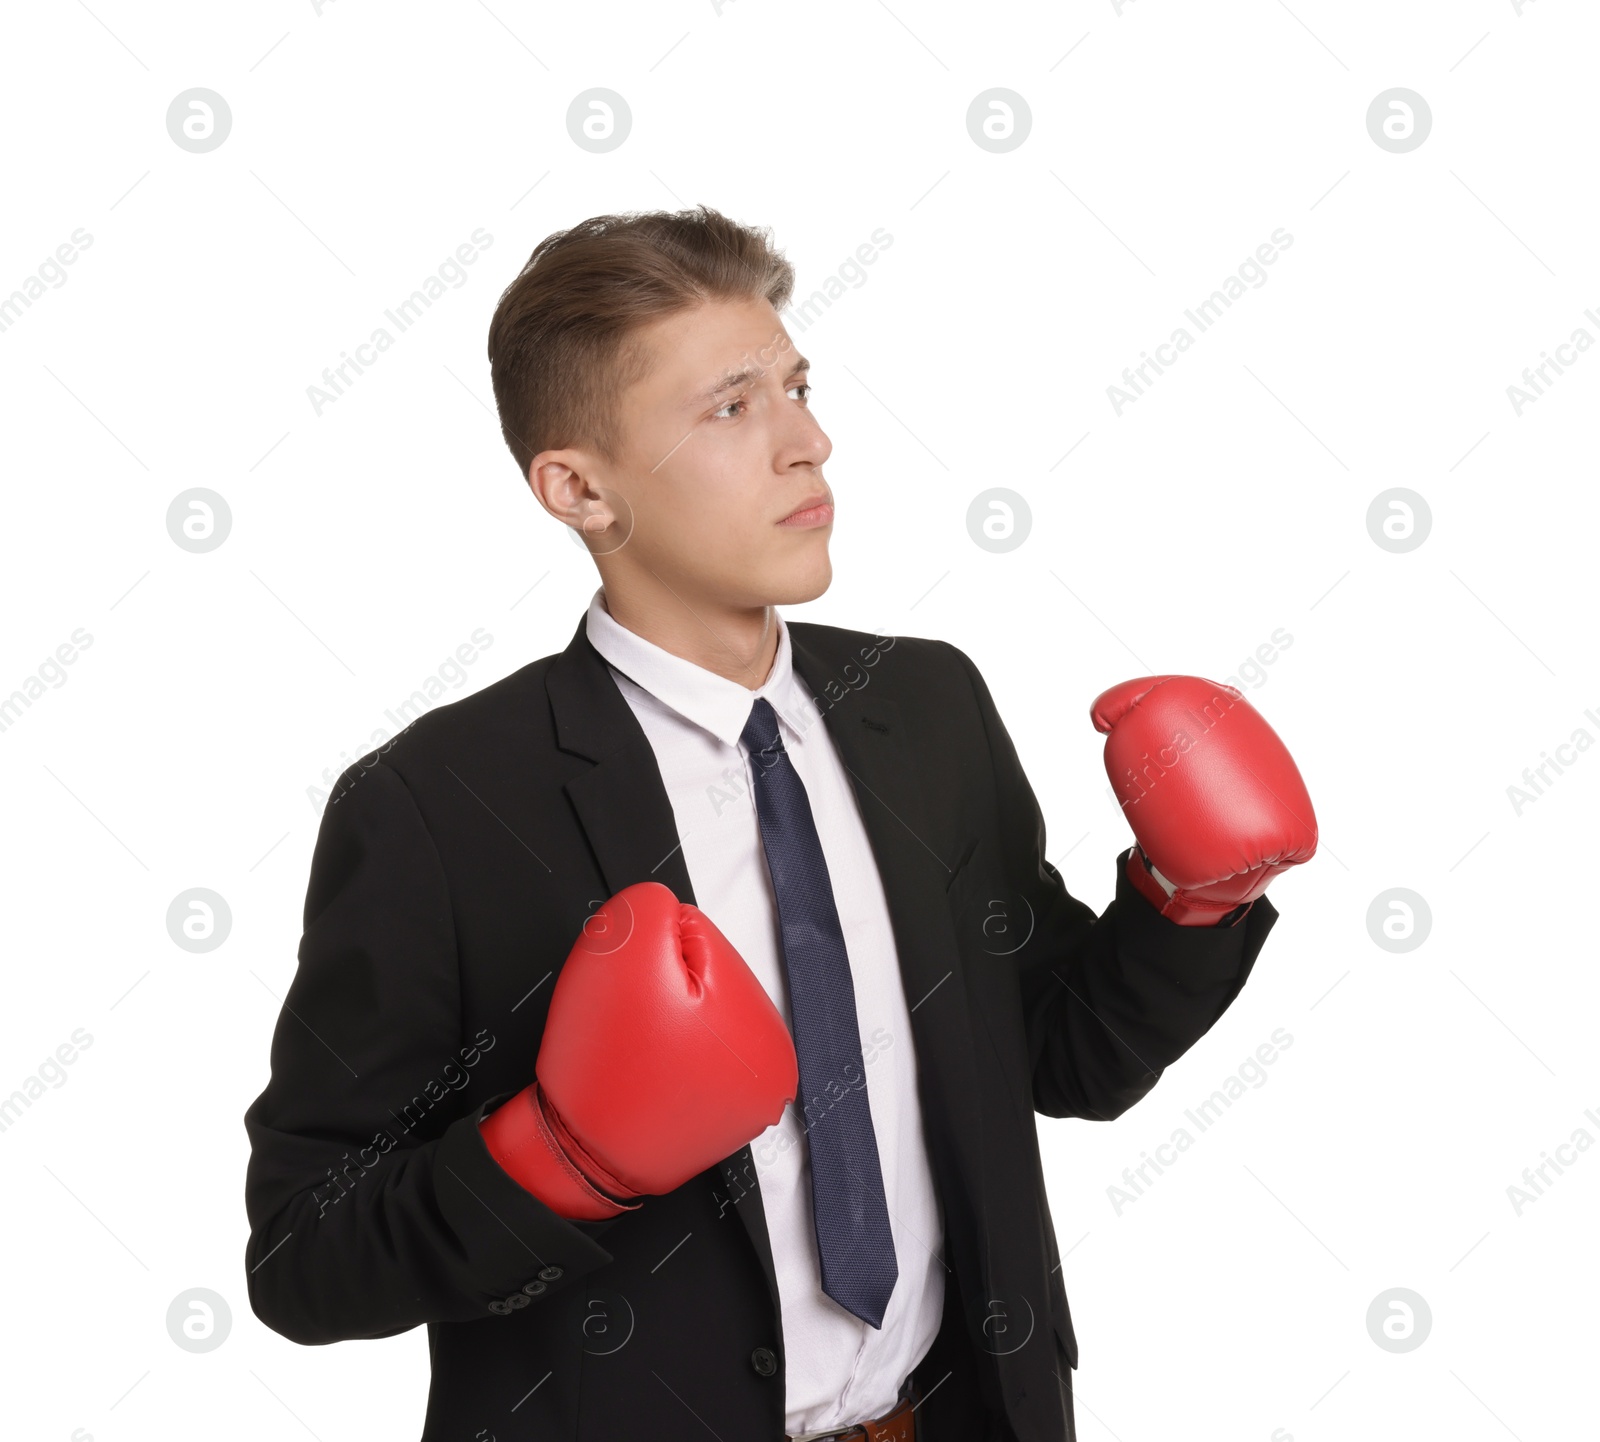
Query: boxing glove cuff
480,1082,642,1222
1125,846,1251,928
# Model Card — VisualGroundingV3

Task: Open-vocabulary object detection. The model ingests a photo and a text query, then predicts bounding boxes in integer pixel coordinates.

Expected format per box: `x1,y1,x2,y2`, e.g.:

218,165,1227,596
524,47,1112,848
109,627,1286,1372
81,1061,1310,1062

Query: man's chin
766,555,832,607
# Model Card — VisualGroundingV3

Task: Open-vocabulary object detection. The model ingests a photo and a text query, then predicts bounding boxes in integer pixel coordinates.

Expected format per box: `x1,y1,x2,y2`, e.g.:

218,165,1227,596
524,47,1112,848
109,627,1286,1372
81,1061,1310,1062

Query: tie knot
740,697,783,757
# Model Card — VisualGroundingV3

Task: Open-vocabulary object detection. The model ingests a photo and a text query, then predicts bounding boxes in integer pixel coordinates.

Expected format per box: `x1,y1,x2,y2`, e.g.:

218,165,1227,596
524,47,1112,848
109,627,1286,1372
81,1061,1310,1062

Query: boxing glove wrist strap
479,1083,642,1222
1125,846,1249,928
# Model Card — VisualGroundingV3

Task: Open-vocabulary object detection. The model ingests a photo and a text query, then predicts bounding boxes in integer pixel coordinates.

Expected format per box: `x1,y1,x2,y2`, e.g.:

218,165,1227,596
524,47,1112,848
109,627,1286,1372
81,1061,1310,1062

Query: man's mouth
778,495,833,528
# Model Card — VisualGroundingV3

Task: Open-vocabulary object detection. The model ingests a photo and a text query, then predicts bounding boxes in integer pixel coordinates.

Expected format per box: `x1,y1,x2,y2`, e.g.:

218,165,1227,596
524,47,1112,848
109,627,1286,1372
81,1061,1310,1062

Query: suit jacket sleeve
948,643,1279,1123
242,759,614,1346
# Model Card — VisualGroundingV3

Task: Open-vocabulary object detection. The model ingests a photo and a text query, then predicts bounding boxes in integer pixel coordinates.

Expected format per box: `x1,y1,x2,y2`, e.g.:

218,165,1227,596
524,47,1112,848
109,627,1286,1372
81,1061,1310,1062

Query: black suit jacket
243,615,1277,1441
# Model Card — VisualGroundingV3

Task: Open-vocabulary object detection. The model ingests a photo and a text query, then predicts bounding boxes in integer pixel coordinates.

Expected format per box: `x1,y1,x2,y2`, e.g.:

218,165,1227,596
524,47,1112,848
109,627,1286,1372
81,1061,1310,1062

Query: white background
2,1,1595,1438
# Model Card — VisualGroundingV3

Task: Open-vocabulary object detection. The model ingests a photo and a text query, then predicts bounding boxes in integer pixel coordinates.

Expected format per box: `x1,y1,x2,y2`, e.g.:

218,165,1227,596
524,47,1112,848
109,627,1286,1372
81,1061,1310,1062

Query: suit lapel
546,616,694,898
787,628,992,1283
544,617,784,1324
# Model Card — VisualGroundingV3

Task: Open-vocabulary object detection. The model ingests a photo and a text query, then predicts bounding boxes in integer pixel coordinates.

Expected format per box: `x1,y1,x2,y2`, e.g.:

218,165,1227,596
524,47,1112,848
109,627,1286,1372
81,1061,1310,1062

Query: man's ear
528,450,614,537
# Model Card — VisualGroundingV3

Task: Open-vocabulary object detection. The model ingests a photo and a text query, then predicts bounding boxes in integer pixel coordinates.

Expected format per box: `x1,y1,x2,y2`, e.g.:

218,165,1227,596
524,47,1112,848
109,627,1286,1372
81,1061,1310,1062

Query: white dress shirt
584,586,944,1437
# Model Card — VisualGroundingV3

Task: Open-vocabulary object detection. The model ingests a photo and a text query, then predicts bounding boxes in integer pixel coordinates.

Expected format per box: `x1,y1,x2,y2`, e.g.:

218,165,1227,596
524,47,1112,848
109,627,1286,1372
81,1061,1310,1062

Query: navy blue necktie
740,697,898,1329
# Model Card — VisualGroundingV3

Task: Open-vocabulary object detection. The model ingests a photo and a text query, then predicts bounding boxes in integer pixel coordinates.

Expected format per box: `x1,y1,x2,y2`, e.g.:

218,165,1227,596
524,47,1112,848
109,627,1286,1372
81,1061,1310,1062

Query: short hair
487,205,796,480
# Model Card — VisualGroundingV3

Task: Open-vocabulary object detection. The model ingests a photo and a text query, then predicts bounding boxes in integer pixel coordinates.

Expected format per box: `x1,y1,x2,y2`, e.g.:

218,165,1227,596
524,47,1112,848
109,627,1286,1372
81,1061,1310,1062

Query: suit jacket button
507,1291,531,1309
489,1299,512,1315
522,1280,548,1298
750,1347,778,1377
537,1265,563,1282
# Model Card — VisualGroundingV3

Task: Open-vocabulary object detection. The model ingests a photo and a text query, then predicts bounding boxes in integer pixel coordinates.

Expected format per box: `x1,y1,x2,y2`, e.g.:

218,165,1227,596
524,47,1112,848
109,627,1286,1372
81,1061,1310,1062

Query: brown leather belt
788,1379,917,1442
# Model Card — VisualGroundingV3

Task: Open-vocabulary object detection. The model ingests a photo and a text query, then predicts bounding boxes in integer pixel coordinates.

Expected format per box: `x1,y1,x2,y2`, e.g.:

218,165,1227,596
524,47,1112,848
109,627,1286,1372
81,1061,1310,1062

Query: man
243,205,1317,1441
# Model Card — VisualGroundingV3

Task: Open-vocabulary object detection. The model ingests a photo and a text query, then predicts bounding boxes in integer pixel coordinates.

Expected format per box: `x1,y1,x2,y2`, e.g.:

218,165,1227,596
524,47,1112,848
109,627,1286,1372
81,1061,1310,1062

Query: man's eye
713,384,808,419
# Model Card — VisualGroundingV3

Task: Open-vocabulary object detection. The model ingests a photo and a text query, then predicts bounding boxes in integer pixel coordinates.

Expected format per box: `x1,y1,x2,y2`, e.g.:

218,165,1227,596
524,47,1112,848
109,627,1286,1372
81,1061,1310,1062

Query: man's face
588,296,834,609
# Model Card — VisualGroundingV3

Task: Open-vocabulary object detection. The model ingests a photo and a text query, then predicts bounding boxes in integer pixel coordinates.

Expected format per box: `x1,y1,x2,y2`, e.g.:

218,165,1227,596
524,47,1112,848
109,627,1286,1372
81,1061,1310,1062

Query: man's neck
599,583,779,691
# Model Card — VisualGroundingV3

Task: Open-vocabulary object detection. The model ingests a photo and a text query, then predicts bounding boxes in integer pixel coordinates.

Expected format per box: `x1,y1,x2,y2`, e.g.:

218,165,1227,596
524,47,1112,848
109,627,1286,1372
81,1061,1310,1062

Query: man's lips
778,496,833,528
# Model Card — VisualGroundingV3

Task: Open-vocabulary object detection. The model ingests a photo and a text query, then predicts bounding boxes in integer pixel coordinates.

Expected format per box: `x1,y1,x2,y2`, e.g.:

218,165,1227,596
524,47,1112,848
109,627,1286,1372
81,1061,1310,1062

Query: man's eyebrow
689,353,810,406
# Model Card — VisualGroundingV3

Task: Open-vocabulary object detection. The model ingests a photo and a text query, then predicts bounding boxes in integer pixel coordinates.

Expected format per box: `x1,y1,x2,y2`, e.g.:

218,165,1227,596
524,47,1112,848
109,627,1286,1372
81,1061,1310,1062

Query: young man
244,206,1317,1442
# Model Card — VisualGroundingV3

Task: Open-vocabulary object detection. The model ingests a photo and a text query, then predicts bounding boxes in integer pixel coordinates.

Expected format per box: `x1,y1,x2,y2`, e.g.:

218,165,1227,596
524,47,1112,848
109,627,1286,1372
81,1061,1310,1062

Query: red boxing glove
1091,675,1318,927
480,882,798,1220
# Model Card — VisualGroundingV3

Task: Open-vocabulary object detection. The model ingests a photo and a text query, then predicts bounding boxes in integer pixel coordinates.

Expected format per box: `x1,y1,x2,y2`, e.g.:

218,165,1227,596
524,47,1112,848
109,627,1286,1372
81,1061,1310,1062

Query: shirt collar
584,586,814,751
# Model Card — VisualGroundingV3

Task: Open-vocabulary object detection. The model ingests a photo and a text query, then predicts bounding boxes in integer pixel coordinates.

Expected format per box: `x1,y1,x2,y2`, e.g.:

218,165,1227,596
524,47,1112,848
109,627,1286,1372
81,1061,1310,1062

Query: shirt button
521,1280,548,1298
750,1346,778,1377
537,1265,563,1282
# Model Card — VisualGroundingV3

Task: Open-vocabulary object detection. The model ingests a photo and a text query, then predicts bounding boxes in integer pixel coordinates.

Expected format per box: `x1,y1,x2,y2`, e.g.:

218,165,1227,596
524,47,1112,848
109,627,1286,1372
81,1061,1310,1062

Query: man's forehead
666,333,808,405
